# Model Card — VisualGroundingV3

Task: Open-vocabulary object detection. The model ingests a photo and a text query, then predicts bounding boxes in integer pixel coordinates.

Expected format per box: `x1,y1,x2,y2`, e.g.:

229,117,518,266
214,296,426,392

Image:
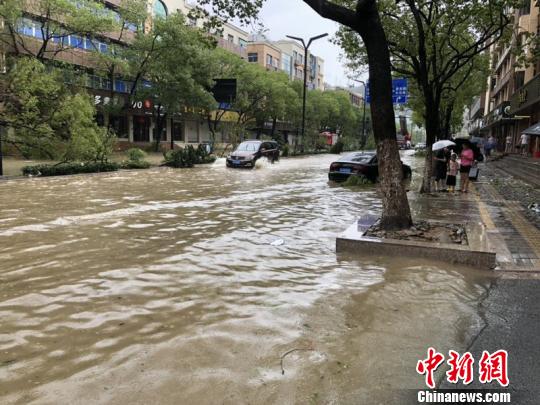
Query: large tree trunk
420,91,441,193
303,0,412,228
358,5,412,229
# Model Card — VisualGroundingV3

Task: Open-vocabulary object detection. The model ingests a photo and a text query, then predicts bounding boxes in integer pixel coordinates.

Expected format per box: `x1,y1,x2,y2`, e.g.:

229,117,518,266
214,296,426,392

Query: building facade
476,1,540,156
3,0,253,148
246,40,282,72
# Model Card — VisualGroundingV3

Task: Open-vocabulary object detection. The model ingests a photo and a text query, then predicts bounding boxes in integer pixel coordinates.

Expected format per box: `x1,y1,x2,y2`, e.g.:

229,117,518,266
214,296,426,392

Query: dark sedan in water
328,152,412,182
226,140,280,168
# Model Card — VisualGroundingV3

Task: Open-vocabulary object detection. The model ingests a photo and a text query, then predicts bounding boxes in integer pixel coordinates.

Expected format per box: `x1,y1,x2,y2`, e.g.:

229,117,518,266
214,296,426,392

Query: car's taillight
330,163,339,171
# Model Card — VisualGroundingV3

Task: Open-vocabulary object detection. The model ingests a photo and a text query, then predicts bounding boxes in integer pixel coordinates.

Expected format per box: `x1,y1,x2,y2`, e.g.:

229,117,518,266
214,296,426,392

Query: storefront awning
522,122,540,136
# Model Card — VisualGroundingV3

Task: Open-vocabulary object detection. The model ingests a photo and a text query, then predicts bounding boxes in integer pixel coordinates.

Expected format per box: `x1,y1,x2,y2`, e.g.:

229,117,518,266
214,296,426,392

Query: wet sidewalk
407,177,540,272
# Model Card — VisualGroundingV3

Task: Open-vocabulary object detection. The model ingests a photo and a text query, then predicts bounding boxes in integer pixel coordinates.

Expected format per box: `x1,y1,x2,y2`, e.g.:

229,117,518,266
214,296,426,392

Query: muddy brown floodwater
0,153,494,404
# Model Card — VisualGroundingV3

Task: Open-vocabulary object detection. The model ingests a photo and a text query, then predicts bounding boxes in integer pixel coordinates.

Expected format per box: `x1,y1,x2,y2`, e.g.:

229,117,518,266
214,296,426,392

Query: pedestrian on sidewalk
459,143,475,193
520,133,530,157
434,147,448,192
446,153,459,193
505,135,512,153
485,135,494,158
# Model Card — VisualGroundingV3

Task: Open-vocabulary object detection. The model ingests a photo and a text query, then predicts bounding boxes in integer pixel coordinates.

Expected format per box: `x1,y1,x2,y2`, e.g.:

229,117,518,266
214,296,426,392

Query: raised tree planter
336,216,496,269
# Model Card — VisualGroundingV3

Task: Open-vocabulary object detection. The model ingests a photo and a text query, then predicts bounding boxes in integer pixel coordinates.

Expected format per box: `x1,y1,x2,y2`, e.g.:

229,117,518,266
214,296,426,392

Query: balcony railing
510,73,540,113
216,38,247,58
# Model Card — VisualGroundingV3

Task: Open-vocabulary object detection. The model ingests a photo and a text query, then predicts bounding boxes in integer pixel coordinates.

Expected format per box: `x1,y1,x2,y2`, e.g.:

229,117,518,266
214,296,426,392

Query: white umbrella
432,140,456,151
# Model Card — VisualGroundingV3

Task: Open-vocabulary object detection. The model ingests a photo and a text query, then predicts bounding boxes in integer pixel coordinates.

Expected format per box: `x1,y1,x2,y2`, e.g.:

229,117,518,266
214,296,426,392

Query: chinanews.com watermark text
417,390,511,403
415,348,512,404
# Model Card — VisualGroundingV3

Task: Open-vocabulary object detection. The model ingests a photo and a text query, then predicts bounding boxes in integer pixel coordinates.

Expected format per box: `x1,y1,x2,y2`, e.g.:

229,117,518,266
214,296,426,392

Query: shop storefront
510,74,540,156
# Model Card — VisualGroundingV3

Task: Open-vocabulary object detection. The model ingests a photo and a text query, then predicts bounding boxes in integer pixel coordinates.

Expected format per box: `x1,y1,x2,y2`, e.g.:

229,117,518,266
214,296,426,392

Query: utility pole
286,33,328,152
352,79,367,150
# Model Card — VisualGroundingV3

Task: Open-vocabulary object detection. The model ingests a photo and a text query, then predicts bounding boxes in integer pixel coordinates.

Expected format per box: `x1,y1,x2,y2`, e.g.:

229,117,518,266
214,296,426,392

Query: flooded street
0,154,494,404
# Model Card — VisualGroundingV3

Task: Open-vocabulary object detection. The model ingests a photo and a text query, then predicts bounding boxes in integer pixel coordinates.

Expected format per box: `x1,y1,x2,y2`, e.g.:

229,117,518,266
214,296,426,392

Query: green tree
0,0,116,62
0,57,112,161
337,0,517,192
128,12,218,151
186,0,413,229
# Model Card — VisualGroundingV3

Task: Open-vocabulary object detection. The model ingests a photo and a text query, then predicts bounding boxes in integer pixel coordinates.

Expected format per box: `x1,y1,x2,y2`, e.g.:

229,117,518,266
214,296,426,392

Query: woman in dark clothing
434,147,448,191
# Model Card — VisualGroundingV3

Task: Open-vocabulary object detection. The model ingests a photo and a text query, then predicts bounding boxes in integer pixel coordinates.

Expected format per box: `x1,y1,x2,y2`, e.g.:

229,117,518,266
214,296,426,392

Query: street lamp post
286,33,328,152
352,79,368,150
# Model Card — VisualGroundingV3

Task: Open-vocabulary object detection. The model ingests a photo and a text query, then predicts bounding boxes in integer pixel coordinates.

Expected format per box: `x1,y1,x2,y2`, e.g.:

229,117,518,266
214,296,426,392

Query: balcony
216,38,247,58
492,68,513,96
510,73,540,113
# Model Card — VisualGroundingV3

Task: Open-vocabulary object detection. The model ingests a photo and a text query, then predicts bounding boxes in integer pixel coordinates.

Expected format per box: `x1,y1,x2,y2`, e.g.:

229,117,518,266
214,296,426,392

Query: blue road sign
365,78,408,104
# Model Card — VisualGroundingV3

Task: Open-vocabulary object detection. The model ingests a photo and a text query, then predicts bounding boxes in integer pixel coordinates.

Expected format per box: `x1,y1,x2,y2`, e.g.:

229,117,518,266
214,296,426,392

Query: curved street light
286,33,328,152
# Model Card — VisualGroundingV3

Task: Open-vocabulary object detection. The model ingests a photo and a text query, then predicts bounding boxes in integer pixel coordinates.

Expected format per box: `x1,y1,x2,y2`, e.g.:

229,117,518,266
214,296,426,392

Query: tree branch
302,0,359,28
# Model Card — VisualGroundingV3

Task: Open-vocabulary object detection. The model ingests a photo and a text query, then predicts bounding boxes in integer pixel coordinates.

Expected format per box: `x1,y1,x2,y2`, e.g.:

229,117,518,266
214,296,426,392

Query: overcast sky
256,0,352,87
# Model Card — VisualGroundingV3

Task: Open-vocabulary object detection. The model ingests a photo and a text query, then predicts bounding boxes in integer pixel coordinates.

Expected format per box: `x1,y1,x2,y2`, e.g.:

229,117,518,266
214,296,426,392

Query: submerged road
0,154,496,404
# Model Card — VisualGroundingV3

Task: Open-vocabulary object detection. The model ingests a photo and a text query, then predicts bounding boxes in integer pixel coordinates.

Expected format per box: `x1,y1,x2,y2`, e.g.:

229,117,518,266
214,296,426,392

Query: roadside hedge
22,162,119,177
163,145,216,168
121,160,151,169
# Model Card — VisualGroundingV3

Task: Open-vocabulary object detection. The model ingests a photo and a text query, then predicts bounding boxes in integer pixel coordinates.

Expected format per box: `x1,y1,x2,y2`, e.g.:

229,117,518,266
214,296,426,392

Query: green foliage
129,12,217,130
1,58,112,162
342,174,373,187
0,0,118,61
126,148,147,162
330,141,345,154
163,147,195,168
22,161,119,177
121,160,151,169
163,144,216,168
336,0,515,141
122,147,150,169
281,144,289,157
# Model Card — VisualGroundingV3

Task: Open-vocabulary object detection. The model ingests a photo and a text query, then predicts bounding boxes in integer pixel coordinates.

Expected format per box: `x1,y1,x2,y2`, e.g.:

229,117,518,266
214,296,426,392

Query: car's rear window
340,154,373,163
236,142,260,152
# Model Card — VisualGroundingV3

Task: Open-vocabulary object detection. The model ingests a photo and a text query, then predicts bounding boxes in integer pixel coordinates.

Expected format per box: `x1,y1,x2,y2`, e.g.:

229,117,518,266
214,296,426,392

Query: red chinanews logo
417,348,509,388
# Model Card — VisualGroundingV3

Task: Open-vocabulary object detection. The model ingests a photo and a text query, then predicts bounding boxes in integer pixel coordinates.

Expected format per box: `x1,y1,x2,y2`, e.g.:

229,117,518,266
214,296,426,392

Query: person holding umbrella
432,140,455,192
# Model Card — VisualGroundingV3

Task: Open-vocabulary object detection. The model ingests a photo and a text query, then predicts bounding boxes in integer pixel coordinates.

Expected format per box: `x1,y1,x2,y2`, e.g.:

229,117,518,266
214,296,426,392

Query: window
514,71,525,91
266,54,273,66
110,115,128,138
99,42,108,53
133,116,150,142
125,22,138,32
114,79,127,93
282,54,292,75
248,53,258,62
518,0,531,15
153,0,168,18
172,122,184,141
70,35,84,49
239,38,247,48
227,34,234,43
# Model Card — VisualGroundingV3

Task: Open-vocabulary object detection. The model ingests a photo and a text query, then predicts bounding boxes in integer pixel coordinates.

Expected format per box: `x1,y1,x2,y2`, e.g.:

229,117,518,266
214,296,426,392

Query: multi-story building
273,39,325,90
3,0,252,147
273,40,306,82
315,56,325,91
477,1,540,156
246,38,282,72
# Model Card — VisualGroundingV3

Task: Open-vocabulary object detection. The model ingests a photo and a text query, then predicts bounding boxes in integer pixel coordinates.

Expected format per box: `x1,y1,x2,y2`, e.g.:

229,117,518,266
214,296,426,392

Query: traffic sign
365,78,408,104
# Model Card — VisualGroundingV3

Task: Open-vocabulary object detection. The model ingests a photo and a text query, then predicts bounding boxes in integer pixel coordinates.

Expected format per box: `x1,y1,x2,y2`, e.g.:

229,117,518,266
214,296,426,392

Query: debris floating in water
271,239,284,246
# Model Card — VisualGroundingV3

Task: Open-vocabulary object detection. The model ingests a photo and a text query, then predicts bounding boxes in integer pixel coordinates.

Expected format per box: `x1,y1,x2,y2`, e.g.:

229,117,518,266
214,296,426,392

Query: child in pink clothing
446,153,459,193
